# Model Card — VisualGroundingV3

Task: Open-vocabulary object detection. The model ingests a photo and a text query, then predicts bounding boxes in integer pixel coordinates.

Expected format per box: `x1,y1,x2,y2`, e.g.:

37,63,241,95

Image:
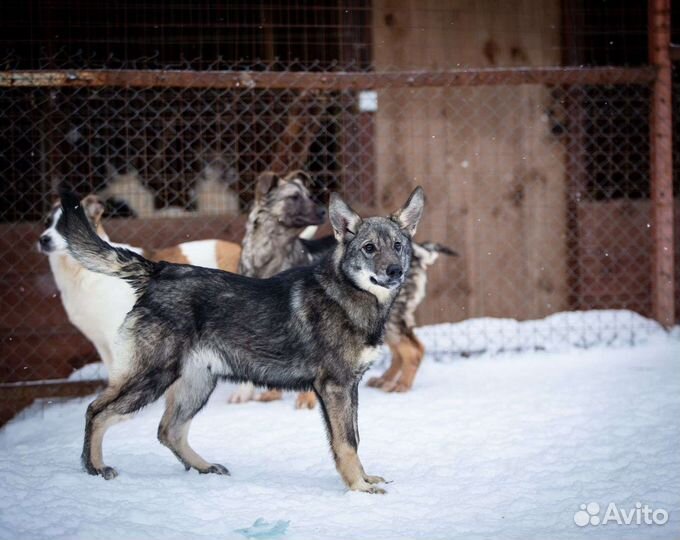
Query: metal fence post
649,0,675,327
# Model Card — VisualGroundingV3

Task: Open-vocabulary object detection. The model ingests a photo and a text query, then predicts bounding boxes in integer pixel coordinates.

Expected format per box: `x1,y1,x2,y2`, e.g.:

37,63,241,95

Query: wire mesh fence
0,62,671,383
0,0,677,423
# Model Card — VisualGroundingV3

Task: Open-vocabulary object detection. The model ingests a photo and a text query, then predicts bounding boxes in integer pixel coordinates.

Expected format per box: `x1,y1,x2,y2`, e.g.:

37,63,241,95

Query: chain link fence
0,52,676,421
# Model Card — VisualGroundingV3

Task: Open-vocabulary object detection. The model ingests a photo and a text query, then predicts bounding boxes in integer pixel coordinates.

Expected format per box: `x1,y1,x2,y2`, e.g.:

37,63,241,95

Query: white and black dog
38,195,142,370
56,186,424,493
38,195,242,374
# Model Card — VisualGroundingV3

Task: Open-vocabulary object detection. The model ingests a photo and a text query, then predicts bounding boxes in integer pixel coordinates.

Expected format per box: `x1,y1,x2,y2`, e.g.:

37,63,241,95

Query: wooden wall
373,0,568,324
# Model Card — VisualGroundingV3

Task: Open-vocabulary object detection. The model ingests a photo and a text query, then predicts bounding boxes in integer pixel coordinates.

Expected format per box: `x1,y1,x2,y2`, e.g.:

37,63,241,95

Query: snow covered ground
1,311,679,539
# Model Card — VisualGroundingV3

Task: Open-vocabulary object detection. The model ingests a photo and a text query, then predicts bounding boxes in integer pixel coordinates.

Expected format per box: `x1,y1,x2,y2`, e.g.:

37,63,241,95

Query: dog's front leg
350,382,387,486
316,379,386,494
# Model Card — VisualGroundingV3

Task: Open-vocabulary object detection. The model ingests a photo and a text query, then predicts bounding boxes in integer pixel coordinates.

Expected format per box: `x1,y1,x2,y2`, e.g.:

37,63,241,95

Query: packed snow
1,310,679,539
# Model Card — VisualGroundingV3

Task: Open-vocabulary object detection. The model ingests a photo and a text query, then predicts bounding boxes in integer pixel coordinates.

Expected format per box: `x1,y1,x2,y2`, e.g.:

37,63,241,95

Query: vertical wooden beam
649,0,675,327
562,0,587,310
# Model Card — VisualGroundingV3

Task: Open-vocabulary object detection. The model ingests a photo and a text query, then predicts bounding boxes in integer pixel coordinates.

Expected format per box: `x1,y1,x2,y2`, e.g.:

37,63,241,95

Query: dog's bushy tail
418,242,458,257
412,241,459,268
56,190,155,292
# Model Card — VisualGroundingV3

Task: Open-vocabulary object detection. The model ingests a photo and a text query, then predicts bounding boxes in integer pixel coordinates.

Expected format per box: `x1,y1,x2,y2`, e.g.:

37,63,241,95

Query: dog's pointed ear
285,170,311,186
81,194,105,225
255,171,280,202
392,186,425,236
329,193,362,242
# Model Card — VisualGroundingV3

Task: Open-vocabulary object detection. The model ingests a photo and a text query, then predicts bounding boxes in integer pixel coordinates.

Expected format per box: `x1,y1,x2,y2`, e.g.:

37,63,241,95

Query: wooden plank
576,199,680,317
0,331,97,383
0,379,106,400
575,200,652,315
649,0,675,327
373,0,567,324
0,277,69,328
0,67,655,90
669,44,680,62
0,380,106,426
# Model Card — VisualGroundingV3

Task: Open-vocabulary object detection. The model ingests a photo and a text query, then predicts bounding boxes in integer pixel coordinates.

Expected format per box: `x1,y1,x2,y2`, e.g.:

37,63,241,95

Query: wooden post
649,0,675,327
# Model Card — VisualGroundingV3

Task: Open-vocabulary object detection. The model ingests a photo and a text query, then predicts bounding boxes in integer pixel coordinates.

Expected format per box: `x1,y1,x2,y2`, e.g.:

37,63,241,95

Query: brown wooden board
373,0,567,324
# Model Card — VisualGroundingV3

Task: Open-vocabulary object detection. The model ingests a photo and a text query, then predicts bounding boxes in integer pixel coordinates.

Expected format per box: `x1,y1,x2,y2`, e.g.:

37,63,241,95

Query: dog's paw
229,389,253,404
84,461,118,479
295,391,317,409
388,381,412,393
363,474,387,485
99,466,119,480
228,383,257,404
366,376,385,388
350,480,387,494
86,466,117,480
379,379,398,392
199,463,230,476
256,389,283,402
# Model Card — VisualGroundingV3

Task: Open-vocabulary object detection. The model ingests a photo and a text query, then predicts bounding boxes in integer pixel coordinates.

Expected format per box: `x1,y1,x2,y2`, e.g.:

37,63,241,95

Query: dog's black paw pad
200,463,230,476
99,466,118,480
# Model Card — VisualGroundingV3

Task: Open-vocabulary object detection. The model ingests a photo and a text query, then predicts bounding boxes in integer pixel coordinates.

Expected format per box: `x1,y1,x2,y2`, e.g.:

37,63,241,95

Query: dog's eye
394,242,402,253
290,193,300,201
363,243,376,254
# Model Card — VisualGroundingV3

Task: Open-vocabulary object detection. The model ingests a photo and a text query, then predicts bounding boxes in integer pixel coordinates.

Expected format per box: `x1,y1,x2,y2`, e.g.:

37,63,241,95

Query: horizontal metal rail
0,66,656,90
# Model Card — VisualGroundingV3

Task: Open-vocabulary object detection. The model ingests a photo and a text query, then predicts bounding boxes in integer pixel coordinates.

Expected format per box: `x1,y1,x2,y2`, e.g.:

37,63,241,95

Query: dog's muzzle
370,265,403,289
38,235,53,253
293,206,326,227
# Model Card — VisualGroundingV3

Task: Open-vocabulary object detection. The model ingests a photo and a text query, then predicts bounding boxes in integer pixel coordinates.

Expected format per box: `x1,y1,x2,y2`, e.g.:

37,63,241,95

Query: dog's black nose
386,264,402,280
39,235,51,248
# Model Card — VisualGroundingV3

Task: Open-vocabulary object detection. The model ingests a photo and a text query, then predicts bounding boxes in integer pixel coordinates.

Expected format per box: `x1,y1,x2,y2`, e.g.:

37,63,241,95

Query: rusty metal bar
649,0,675,327
0,66,655,90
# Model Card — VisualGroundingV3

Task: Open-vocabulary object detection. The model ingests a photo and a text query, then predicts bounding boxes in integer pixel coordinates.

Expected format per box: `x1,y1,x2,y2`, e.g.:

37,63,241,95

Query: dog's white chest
357,346,381,368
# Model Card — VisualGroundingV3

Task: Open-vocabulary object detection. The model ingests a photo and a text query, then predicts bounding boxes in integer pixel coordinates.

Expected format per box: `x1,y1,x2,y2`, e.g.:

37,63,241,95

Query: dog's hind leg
295,391,317,409
82,386,127,479
316,379,386,494
386,329,425,392
83,370,177,479
158,370,228,475
255,388,283,402
227,382,256,404
366,339,403,389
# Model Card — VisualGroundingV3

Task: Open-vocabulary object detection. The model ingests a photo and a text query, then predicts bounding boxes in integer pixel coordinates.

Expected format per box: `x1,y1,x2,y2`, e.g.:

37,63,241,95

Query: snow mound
67,362,107,381
64,310,675,381
416,309,673,360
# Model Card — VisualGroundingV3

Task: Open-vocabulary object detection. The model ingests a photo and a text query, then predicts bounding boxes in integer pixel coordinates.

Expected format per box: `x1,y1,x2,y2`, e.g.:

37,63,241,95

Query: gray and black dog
56,186,424,493
230,171,456,407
